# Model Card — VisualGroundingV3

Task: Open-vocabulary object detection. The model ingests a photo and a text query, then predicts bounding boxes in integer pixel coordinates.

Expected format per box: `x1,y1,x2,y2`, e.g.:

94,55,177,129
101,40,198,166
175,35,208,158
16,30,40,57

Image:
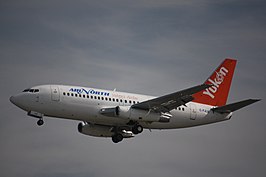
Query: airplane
10,59,260,143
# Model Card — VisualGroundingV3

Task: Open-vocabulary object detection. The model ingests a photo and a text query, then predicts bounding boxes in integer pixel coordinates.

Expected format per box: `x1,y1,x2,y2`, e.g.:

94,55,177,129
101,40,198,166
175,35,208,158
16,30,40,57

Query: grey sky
0,1,265,177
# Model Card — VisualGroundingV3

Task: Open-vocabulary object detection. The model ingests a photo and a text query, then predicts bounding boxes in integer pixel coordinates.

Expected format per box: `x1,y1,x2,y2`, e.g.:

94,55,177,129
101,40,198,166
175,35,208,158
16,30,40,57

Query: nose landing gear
27,111,44,126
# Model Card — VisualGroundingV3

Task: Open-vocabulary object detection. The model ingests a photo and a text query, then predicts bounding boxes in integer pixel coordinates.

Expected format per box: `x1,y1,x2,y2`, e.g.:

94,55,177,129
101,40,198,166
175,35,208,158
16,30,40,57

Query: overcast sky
1,1,266,177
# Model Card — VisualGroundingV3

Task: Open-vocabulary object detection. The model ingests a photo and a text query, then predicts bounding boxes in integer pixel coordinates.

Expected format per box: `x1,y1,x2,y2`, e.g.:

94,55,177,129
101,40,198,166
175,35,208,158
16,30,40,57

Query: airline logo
203,67,228,99
69,88,110,96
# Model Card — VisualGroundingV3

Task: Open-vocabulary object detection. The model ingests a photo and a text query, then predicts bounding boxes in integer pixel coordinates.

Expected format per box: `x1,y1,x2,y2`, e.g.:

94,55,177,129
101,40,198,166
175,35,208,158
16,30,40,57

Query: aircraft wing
211,99,260,113
131,84,211,112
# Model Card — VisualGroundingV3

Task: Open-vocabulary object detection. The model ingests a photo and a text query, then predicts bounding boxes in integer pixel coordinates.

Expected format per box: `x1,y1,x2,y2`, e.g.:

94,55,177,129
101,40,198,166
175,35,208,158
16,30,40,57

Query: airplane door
50,85,60,101
190,104,197,120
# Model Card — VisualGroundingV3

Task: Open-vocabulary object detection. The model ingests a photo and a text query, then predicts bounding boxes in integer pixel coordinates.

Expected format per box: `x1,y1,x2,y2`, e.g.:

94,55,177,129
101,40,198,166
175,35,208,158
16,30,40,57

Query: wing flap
132,84,211,112
211,99,260,113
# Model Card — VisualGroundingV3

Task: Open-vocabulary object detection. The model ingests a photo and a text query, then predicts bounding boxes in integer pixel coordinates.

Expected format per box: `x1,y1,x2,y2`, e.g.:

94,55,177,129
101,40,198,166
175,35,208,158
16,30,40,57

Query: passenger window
67,93,70,96
116,99,119,102
120,99,123,102
125,100,127,103
71,93,74,96
113,98,115,102
109,98,111,101
129,100,132,104
75,94,78,97
63,92,66,96
105,97,108,101
79,94,82,97
87,95,89,98
133,101,136,104
182,108,184,111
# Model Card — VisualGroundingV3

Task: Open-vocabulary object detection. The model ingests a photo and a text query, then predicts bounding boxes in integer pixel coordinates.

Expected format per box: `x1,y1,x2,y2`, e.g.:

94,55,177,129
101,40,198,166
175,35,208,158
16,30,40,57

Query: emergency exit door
190,104,197,120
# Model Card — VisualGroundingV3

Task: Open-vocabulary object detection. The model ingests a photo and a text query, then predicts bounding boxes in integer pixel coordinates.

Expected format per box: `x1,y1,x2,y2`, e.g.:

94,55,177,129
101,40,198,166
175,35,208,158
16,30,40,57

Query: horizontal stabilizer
211,99,261,113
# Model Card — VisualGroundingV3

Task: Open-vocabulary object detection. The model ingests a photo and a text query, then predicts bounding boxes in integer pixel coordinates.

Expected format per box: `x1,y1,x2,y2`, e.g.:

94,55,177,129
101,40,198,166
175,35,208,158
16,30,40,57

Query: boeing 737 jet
10,59,260,143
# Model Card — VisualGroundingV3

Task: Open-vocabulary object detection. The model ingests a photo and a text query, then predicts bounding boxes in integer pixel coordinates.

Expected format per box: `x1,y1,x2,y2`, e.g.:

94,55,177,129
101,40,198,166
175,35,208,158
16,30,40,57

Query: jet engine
78,122,134,138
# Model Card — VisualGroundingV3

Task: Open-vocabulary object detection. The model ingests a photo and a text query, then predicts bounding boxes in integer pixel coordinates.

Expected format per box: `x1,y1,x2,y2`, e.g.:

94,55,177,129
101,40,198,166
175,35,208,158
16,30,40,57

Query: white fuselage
11,85,232,129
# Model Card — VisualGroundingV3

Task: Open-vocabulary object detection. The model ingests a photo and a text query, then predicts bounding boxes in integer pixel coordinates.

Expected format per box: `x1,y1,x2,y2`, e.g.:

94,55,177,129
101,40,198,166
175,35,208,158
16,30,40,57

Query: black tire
112,136,119,143
132,124,143,134
112,134,123,143
37,119,44,126
116,133,123,142
78,123,83,133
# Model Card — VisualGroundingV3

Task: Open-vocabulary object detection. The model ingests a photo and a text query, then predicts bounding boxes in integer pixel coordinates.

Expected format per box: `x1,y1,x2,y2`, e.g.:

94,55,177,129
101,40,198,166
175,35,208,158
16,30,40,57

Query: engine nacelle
78,122,134,138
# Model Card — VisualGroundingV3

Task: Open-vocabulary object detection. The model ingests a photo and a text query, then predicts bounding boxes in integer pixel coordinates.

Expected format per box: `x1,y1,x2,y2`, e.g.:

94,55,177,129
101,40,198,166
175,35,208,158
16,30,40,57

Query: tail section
193,58,237,106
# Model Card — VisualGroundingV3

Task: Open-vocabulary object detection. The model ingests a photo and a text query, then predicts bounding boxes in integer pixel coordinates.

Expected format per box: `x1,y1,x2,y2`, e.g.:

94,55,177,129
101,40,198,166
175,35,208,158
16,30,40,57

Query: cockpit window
23,88,40,93
23,89,30,92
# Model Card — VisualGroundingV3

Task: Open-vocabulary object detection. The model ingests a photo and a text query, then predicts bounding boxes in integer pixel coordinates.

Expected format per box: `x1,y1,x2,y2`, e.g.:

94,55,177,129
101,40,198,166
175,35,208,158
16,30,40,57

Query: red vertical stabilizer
193,59,237,106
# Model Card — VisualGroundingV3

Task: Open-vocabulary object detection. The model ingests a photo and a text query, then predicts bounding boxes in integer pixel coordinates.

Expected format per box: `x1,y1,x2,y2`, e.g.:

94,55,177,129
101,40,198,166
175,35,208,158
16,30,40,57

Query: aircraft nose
9,94,31,111
10,95,21,107
10,96,16,104
10,94,28,110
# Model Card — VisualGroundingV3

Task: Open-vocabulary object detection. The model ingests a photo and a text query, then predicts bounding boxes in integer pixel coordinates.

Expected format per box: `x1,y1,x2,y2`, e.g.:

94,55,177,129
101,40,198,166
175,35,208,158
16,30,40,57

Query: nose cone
10,95,26,110
10,96,16,105
10,94,32,111
10,95,21,108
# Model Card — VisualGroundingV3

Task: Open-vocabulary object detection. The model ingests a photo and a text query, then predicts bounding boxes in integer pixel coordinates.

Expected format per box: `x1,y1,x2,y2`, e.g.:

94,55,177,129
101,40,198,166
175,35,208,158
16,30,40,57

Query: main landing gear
126,121,144,135
111,126,124,143
37,118,44,126
112,133,123,143
111,124,143,143
132,124,143,135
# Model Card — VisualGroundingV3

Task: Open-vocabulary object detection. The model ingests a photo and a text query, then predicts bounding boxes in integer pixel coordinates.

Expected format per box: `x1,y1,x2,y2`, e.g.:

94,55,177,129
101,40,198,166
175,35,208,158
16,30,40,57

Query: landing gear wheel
132,124,143,134
37,119,44,126
112,133,123,143
78,123,83,132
